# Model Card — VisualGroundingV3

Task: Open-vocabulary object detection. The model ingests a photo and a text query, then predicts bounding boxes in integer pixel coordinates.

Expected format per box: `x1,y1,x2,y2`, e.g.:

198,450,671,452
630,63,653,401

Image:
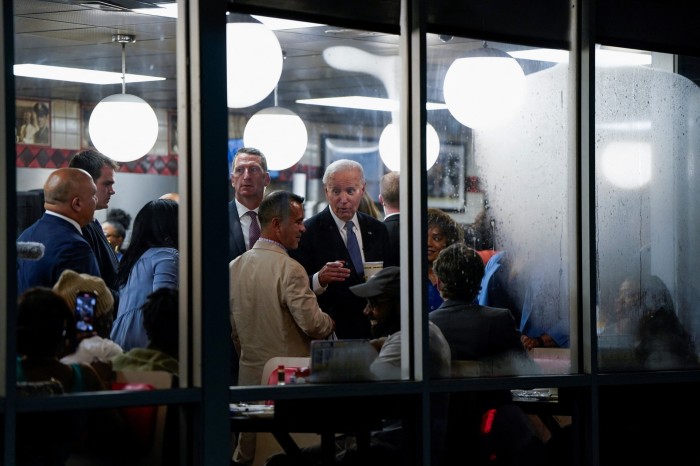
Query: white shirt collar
235,199,259,218
45,210,82,234
329,208,359,232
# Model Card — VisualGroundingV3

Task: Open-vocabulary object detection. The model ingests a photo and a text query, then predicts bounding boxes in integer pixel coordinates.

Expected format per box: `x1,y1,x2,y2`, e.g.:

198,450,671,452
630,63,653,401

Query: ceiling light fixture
296,96,447,112
443,42,526,130
243,88,308,170
507,46,651,66
88,34,159,162
227,14,283,108
132,2,178,18
13,64,165,85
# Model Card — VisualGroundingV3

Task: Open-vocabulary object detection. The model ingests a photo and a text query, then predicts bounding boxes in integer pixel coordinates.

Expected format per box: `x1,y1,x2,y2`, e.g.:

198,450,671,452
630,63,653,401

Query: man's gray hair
322,159,365,185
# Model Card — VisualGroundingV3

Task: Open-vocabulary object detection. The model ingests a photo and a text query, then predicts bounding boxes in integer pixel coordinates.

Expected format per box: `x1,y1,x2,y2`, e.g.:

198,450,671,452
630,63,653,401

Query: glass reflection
427,36,573,377
595,47,700,371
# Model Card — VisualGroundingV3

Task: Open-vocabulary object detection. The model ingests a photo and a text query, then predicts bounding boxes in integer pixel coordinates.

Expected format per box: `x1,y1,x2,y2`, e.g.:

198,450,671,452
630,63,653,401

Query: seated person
16,287,131,464
53,269,124,365
112,288,179,375
429,243,533,374
267,267,452,466
426,208,464,313
427,246,548,465
628,274,700,370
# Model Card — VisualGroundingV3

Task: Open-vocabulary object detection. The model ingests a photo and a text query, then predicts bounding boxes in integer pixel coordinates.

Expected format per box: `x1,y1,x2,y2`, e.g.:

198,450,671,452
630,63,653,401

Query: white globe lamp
226,16,283,108
88,34,159,162
601,141,652,189
443,44,526,130
89,94,158,162
243,107,308,170
378,123,440,172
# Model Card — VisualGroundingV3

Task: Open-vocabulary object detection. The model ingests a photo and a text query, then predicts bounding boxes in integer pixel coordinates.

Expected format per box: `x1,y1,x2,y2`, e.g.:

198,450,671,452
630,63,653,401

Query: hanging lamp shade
243,107,308,170
378,123,440,172
89,94,158,162
88,34,159,162
227,15,283,108
443,44,525,130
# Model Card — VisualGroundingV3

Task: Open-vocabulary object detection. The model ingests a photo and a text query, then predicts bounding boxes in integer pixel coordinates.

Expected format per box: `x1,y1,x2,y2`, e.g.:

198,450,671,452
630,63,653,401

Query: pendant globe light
227,14,283,108
243,89,308,170
443,42,526,130
378,123,440,172
89,34,159,162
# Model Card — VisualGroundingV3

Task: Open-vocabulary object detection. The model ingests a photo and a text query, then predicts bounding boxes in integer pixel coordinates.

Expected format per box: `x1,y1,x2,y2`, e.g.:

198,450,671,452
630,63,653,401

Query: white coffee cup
363,261,383,281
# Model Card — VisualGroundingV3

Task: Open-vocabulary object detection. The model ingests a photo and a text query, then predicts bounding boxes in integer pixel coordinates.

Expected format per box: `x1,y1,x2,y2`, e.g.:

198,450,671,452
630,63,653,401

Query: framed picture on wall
81,104,96,149
16,99,50,146
321,134,384,201
427,143,466,211
168,111,178,155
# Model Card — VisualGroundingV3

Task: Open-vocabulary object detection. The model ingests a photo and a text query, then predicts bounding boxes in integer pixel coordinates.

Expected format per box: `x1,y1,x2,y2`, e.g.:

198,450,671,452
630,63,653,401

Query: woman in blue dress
426,208,464,313
110,199,179,351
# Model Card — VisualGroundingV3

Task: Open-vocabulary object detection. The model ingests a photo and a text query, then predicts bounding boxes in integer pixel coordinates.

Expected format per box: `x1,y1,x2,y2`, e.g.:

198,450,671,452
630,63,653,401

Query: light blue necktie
345,221,364,277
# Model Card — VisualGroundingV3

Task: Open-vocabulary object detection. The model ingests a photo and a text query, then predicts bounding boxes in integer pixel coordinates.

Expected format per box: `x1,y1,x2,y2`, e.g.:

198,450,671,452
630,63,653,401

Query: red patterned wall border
16,145,178,176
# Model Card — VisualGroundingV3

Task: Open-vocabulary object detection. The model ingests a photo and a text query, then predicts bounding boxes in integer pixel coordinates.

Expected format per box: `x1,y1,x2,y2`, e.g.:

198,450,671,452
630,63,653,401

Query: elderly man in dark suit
289,159,394,339
17,168,99,294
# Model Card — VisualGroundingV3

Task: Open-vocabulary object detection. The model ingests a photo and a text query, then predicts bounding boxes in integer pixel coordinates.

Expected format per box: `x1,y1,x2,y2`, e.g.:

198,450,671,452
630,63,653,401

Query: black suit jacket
289,207,394,339
384,213,400,266
228,200,247,263
82,219,120,311
82,219,119,288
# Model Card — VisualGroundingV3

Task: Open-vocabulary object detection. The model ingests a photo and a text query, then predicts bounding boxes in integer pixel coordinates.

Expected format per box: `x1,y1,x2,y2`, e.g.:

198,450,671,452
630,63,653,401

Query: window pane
595,46,700,372
13,2,180,461
226,15,407,387
427,36,574,377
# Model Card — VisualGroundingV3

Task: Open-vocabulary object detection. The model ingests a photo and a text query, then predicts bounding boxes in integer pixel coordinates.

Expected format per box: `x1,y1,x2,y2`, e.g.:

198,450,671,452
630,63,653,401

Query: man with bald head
17,168,100,294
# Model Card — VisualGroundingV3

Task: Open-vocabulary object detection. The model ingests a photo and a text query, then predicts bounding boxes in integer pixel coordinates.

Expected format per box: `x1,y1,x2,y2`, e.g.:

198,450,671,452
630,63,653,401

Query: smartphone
75,291,96,333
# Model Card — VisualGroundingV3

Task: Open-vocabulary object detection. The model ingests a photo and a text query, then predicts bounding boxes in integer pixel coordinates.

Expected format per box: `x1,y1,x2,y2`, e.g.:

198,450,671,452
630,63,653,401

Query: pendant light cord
121,42,126,94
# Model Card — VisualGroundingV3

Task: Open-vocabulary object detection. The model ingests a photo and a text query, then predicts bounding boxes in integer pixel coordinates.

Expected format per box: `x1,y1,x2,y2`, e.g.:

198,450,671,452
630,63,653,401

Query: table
230,397,387,465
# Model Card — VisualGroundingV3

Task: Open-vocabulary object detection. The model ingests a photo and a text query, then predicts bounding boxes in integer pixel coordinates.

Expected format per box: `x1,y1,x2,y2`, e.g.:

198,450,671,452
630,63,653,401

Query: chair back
113,370,174,466
261,357,311,385
251,357,317,466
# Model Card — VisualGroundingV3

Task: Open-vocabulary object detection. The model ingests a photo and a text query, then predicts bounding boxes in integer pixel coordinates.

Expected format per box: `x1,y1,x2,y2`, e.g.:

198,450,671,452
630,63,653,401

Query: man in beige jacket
230,190,335,465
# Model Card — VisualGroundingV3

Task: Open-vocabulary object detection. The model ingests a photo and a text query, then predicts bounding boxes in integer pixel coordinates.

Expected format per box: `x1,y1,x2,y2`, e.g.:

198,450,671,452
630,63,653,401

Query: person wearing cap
268,267,451,466
17,168,100,294
53,269,123,365
349,266,451,380
230,191,335,466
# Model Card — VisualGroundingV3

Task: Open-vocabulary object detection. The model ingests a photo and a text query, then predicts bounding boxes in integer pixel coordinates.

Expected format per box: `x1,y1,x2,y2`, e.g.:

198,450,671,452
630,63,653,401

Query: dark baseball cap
350,266,401,299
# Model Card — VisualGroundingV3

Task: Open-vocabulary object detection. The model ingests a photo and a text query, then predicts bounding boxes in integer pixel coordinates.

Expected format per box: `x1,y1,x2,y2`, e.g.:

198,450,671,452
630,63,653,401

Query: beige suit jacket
230,240,334,386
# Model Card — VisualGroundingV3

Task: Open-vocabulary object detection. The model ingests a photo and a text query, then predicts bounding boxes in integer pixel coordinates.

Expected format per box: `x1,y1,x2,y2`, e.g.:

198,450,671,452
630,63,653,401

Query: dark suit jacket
82,219,119,289
228,200,247,263
289,207,394,339
17,213,100,294
384,213,400,266
428,299,526,360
